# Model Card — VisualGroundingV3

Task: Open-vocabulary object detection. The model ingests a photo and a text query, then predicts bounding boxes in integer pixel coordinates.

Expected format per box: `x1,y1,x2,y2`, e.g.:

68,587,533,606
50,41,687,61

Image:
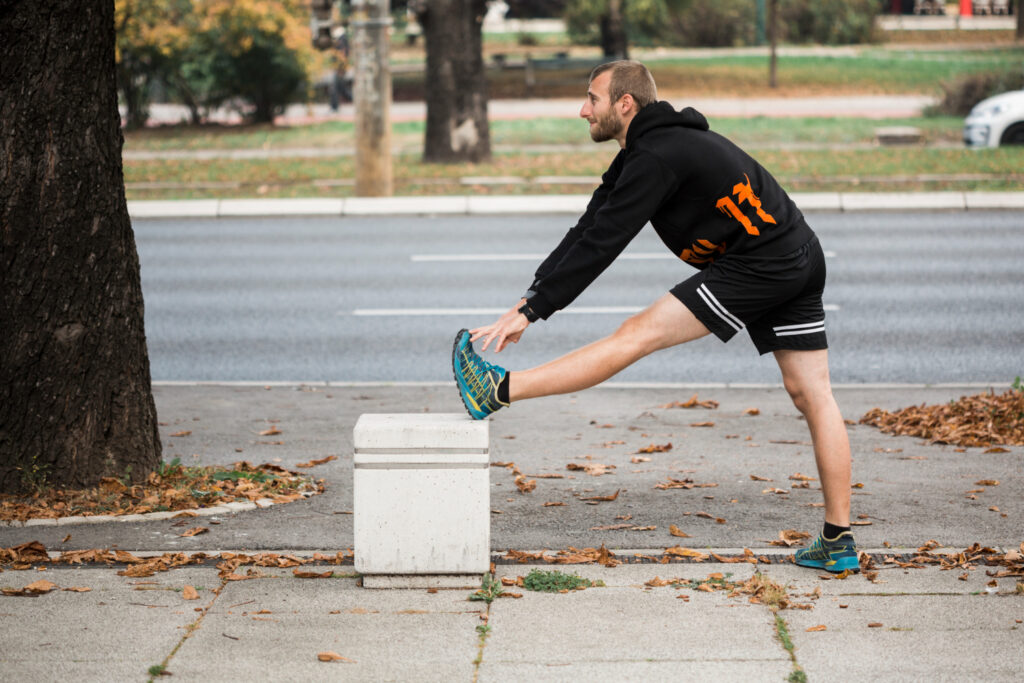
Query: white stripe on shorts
774,320,825,337
697,283,744,332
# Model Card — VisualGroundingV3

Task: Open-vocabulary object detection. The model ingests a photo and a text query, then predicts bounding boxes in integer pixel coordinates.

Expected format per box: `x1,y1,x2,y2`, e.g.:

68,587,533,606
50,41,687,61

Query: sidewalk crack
145,576,229,682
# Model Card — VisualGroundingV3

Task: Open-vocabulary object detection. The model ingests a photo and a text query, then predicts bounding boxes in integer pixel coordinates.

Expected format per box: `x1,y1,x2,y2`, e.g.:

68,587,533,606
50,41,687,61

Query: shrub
931,70,1024,116
565,0,671,47
668,0,756,48
781,0,881,45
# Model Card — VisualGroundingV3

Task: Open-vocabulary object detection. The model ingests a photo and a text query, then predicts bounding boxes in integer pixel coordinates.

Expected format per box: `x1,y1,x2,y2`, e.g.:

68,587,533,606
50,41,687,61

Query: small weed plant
522,569,603,593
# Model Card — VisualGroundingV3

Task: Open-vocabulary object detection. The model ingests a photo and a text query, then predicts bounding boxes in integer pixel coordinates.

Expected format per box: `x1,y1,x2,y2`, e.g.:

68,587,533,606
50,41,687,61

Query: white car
963,90,1024,148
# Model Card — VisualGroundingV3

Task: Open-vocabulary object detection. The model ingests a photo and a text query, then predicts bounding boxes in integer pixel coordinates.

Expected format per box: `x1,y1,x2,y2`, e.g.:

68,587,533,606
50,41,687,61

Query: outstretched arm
470,298,529,353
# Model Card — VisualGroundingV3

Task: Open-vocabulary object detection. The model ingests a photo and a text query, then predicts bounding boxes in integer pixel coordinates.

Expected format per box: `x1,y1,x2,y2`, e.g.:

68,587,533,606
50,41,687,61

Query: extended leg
509,293,711,402
774,348,851,527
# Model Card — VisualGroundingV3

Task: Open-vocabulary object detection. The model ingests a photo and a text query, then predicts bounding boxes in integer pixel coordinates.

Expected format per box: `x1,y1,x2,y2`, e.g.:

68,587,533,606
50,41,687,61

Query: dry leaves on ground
0,460,323,522
860,387,1024,447
636,443,673,454
769,529,812,547
503,545,620,567
567,462,616,476
654,477,718,491
661,394,719,409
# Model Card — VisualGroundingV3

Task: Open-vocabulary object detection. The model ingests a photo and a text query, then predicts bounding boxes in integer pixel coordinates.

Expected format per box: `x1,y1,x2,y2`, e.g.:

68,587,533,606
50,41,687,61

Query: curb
128,192,1024,219
0,495,314,529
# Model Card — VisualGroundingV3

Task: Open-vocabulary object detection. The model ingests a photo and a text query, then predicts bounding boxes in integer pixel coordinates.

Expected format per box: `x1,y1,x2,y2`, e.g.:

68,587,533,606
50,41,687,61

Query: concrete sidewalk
2,384,1021,681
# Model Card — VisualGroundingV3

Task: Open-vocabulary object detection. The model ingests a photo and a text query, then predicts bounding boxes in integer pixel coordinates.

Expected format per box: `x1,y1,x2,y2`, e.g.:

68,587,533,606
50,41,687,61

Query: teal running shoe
452,329,509,420
794,531,860,573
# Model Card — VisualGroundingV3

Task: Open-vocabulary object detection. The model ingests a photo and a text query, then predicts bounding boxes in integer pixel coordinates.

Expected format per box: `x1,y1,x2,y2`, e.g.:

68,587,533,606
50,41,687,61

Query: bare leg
774,348,851,527
509,293,711,402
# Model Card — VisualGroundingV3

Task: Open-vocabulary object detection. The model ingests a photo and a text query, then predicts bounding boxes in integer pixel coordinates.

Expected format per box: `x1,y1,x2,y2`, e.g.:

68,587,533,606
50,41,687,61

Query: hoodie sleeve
527,150,680,319
523,151,625,298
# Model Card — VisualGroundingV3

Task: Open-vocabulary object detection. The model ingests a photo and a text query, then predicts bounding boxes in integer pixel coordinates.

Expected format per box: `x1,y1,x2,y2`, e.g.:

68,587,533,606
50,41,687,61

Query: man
452,60,857,574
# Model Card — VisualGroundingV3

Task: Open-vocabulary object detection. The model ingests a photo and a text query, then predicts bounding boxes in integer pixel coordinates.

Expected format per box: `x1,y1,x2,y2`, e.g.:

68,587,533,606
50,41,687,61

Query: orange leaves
654,477,717,491
580,489,619,502
664,546,709,561
567,462,615,476
661,394,719,410
689,422,715,428
514,475,536,494
806,624,827,632
669,525,690,538
860,388,1024,447
179,527,209,538
636,443,672,454
975,479,1000,486
769,529,812,547
1,579,57,596
502,545,620,568
182,585,200,600
317,652,355,663
295,455,337,468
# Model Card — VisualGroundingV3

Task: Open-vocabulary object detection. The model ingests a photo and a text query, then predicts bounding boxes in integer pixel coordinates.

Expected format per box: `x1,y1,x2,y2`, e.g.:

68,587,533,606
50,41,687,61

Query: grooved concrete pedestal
353,414,489,588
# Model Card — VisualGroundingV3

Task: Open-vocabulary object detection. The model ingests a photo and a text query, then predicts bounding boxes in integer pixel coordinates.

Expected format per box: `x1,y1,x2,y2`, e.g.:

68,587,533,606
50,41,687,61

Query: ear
618,93,636,116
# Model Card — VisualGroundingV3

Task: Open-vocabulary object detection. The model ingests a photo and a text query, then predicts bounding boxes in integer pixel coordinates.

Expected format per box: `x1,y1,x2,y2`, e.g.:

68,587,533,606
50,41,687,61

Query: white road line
411,251,837,262
349,304,840,316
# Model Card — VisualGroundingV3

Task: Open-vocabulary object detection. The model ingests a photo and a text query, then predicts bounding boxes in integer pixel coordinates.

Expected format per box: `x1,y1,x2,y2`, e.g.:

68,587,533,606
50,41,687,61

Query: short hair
589,60,658,110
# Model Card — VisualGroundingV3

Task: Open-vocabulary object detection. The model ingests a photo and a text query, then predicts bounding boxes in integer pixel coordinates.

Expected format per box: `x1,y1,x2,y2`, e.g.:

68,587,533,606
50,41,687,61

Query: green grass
521,569,603,592
122,143,1024,200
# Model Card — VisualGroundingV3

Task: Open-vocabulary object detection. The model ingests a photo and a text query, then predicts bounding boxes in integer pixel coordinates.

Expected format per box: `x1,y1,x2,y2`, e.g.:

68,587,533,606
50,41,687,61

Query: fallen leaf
567,463,616,476
984,447,1009,453
868,622,884,628
259,427,282,436
182,586,199,600
645,576,672,587
294,569,333,579
542,502,566,507
770,529,812,547
850,520,873,526
669,525,690,538
317,652,355,663
62,586,91,592
591,523,637,531
689,422,715,428
661,394,719,409
749,474,772,481
636,443,672,453
664,546,709,561
630,456,652,464
744,408,760,415
179,527,209,538
170,431,192,437
975,480,1000,486
581,489,620,502
763,488,789,495
23,579,57,594
789,473,816,481
806,625,827,632
514,475,536,493
295,456,337,468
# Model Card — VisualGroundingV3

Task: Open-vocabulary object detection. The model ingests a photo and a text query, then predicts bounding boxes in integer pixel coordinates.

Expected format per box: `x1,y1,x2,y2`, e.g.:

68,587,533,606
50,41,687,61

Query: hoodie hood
625,101,709,149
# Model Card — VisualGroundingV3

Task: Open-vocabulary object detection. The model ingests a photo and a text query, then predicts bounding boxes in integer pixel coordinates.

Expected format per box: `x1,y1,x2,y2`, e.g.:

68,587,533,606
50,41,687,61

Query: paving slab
481,571,788,669
0,567,221,682
168,571,482,682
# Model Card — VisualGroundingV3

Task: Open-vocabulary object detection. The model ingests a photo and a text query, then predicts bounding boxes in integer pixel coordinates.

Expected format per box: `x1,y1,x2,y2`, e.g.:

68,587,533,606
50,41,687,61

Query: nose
580,100,591,119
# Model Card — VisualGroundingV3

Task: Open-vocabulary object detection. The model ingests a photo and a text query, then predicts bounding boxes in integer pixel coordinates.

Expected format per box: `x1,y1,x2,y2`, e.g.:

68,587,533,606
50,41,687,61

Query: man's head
580,60,658,146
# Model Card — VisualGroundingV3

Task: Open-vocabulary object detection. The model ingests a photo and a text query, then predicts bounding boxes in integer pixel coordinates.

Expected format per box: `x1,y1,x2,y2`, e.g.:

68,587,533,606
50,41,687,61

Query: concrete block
353,414,489,577
875,126,923,145
362,574,485,589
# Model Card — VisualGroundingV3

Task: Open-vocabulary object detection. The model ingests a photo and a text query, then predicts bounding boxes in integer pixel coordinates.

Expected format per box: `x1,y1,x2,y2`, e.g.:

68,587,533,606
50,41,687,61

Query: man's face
580,71,623,143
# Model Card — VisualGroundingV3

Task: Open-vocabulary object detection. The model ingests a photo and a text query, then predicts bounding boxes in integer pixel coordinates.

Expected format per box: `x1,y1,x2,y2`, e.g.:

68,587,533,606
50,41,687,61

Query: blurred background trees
116,0,317,127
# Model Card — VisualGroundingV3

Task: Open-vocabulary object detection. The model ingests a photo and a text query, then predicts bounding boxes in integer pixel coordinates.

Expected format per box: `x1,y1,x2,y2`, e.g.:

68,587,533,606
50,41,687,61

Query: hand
470,299,530,353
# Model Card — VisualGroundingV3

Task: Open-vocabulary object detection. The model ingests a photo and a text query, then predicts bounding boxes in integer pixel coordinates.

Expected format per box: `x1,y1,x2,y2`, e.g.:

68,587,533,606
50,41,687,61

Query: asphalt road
136,210,1024,385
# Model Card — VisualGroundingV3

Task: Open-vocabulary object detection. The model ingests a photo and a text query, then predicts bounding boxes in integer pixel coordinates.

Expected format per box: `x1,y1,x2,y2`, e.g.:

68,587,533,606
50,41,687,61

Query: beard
589,108,623,142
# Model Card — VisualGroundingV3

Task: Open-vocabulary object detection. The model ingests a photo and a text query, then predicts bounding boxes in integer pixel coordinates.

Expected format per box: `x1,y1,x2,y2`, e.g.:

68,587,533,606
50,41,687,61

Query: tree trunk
417,0,491,163
0,0,162,493
1017,0,1022,41
600,0,629,59
768,0,778,88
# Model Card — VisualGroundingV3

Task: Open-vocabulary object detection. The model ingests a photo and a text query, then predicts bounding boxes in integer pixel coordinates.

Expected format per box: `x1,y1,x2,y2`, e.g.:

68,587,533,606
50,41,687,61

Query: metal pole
351,0,393,197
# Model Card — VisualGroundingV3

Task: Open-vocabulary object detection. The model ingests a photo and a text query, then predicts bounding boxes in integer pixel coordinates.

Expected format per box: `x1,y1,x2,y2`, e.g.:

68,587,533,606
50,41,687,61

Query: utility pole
351,0,393,196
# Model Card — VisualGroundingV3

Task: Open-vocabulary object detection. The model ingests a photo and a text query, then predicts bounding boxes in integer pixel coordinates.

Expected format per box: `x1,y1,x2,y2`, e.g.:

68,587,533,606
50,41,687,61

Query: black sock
823,522,850,540
497,373,510,405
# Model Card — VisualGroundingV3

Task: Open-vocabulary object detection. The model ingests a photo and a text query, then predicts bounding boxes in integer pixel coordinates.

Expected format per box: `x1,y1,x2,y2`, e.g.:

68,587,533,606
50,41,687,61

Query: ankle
823,521,851,540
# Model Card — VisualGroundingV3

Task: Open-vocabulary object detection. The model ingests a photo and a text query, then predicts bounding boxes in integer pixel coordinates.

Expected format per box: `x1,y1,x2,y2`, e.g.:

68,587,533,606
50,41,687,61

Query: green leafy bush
781,0,880,45
668,0,755,48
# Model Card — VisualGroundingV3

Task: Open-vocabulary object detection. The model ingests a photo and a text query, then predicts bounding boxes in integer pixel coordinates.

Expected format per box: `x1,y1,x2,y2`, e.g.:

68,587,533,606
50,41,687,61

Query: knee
613,313,663,356
784,377,833,417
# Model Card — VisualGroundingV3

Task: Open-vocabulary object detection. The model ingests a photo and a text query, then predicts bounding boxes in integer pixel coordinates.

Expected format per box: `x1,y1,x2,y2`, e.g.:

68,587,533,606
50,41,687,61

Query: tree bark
600,0,629,59
416,0,492,163
0,0,162,493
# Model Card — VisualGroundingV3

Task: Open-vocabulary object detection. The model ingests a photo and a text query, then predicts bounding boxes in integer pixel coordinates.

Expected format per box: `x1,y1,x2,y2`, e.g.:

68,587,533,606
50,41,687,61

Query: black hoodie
525,101,814,320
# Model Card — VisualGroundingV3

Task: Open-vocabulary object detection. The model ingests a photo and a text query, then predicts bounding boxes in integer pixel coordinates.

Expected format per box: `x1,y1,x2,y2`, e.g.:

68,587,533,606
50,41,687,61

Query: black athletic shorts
670,236,828,355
